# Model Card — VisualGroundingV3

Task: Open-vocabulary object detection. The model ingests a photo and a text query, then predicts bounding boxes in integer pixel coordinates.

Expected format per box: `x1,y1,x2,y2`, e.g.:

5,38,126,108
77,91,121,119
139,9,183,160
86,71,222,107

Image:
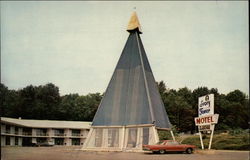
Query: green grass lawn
181,133,249,150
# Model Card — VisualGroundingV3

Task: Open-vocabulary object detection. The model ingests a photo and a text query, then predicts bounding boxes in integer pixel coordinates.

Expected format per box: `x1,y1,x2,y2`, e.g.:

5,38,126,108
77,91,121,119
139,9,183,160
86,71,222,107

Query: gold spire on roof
127,11,142,34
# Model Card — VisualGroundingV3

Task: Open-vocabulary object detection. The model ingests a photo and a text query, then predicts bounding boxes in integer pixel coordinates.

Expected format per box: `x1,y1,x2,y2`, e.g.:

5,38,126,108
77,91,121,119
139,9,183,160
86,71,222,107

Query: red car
143,140,196,154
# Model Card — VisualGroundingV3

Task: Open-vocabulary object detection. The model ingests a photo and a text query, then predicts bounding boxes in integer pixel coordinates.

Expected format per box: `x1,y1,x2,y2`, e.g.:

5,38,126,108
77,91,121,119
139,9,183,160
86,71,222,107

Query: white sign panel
198,94,214,117
195,114,219,126
198,125,215,131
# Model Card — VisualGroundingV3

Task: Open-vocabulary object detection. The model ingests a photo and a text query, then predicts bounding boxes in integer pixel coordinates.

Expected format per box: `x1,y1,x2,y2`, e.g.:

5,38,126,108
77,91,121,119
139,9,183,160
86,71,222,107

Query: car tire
186,148,193,154
159,150,165,154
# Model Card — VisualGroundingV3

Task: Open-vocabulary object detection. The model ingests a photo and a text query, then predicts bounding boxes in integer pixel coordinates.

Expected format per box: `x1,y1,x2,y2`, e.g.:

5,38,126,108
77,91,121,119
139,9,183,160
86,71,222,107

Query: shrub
158,125,179,140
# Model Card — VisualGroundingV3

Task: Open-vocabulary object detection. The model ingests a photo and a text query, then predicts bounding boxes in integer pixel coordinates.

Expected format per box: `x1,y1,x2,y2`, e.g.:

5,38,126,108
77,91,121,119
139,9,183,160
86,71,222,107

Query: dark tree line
157,81,249,132
0,83,102,121
0,82,249,132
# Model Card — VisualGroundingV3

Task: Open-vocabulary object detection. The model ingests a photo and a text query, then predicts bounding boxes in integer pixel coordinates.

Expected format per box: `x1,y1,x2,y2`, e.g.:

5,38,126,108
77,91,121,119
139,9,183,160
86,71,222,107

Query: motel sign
194,94,219,150
195,114,219,126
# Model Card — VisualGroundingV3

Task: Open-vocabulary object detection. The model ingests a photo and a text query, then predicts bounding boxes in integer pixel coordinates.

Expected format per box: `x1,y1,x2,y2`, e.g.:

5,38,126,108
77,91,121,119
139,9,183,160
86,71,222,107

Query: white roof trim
1,117,92,129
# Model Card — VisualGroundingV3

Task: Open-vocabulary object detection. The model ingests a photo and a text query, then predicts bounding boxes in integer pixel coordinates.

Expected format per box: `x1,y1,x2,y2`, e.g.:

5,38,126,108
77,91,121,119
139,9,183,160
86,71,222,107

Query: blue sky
1,1,248,95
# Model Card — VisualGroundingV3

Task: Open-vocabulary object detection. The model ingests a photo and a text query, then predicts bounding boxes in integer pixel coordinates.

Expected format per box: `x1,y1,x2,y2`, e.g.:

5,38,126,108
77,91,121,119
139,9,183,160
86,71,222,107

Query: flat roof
1,117,92,129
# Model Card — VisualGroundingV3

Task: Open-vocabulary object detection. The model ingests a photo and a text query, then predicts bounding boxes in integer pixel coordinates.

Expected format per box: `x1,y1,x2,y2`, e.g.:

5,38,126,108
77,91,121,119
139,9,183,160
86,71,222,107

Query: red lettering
211,116,214,123
204,117,207,123
207,117,211,123
196,115,217,126
201,118,204,123
196,118,201,124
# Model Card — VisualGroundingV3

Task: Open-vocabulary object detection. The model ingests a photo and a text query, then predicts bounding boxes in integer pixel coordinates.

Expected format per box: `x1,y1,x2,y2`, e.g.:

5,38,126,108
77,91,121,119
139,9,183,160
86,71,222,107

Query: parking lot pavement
1,147,249,160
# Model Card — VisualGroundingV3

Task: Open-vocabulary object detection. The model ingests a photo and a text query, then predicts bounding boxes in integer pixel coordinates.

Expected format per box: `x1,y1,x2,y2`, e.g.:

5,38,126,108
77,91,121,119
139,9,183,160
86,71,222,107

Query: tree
16,85,37,119
75,93,102,121
157,81,167,97
0,83,19,117
1,82,249,132
223,90,249,129
162,87,195,133
35,83,61,119
178,87,193,105
226,90,246,104
58,93,102,121
163,88,177,128
58,94,79,120
0,83,9,116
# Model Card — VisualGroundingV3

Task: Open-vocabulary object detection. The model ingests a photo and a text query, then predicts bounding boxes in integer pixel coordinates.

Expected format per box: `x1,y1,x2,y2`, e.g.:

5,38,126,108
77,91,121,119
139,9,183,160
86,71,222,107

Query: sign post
208,125,215,149
194,94,219,150
199,132,204,150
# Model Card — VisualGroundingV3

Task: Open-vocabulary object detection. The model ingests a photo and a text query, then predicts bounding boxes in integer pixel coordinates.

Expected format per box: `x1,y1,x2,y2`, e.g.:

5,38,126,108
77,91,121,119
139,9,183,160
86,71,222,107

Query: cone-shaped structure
92,13,171,129
83,12,172,151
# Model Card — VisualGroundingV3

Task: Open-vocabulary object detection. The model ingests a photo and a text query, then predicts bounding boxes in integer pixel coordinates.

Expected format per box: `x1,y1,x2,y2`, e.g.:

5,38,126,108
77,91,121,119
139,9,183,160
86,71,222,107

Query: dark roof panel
92,31,172,129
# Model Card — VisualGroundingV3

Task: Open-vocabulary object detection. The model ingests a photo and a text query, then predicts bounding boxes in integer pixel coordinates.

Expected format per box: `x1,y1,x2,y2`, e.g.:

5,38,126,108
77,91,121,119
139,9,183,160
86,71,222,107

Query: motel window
55,138,64,145
6,125,10,134
15,127,19,135
72,138,80,145
71,129,80,136
37,138,46,143
54,129,64,136
15,137,18,145
36,129,47,136
6,136,10,145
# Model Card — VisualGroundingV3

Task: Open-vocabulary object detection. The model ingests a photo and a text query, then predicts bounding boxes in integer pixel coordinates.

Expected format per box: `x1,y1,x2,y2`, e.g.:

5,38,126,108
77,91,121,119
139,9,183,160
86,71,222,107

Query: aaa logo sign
198,94,214,117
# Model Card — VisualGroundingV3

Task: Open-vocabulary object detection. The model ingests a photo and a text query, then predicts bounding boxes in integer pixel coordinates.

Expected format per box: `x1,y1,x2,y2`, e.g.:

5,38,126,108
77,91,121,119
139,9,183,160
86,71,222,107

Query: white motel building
1,117,91,146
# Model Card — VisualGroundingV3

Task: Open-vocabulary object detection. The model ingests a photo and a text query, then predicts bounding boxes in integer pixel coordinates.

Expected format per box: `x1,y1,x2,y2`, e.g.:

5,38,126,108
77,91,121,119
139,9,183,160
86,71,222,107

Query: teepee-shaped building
83,12,172,151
